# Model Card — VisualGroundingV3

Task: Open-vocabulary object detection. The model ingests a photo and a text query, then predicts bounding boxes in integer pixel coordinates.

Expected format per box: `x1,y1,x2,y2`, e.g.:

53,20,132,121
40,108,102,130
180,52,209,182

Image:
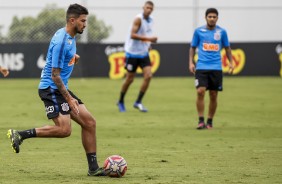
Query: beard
75,26,84,34
207,22,216,28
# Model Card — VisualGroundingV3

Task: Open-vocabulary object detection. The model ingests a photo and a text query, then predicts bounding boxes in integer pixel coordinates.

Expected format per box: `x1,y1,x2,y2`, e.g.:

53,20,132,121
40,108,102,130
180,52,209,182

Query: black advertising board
0,42,281,78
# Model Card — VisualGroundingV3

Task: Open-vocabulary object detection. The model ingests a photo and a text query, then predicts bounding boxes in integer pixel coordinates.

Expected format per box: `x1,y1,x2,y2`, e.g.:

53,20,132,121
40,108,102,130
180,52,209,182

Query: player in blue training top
189,8,234,129
7,4,105,176
117,1,158,113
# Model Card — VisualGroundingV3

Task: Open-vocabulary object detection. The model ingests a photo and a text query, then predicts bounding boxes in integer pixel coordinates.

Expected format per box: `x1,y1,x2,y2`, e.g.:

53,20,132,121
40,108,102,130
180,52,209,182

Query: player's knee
83,119,97,130
60,126,72,137
60,129,71,138
128,77,134,84
144,73,152,81
197,89,205,97
209,92,218,101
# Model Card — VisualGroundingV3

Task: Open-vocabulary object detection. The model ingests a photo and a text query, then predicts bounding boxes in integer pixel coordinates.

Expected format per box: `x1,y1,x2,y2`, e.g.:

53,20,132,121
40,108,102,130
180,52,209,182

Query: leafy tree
86,15,112,42
5,4,112,43
0,25,5,42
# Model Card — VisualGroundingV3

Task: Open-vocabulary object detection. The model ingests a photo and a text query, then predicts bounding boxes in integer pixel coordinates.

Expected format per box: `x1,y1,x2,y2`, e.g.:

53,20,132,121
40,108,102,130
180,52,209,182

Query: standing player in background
117,1,158,112
189,8,234,129
7,4,105,176
0,66,9,77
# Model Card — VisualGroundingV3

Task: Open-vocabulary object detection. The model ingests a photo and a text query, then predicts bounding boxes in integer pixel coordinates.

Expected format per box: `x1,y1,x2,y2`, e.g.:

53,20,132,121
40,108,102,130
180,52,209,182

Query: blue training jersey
39,28,76,89
191,25,230,70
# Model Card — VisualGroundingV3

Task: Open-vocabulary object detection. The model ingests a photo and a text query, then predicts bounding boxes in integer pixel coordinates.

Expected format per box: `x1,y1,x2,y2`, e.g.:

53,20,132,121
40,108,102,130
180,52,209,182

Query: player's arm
222,30,234,74
51,68,79,115
74,54,80,64
224,46,234,74
189,47,196,74
130,17,158,43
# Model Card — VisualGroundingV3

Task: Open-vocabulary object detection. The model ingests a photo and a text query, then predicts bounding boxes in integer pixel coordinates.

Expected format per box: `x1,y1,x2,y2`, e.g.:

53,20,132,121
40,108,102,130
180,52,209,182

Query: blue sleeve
221,29,230,47
51,41,66,69
191,30,199,48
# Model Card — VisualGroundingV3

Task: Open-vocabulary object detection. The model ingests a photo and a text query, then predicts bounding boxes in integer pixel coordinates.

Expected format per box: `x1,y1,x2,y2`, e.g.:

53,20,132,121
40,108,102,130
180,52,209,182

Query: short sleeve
51,42,66,69
221,29,230,47
191,30,199,48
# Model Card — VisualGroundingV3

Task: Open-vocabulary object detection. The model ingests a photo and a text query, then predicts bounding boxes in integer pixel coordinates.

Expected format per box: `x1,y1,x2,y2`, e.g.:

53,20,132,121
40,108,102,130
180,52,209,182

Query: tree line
0,5,112,43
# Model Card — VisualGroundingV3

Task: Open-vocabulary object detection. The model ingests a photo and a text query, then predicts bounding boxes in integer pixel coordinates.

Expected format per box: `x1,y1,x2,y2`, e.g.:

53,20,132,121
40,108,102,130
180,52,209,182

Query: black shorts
38,87,83,119
124,56,151,72
195,70,223,91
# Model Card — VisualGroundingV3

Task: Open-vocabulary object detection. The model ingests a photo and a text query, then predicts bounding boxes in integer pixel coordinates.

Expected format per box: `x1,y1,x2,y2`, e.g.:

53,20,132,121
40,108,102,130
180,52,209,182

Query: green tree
0,25,5,42
5,4,112,43
86,15,112,42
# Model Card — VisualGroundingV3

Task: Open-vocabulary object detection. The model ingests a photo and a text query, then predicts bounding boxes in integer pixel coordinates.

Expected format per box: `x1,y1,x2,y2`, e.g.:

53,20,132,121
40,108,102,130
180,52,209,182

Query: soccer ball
103,155,127,177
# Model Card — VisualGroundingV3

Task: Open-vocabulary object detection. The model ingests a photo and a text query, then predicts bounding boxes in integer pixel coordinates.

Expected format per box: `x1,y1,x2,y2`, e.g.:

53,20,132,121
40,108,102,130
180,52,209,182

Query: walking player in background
7,4,105,176
117,1,158,112
189,8,234,129
0,66,9,77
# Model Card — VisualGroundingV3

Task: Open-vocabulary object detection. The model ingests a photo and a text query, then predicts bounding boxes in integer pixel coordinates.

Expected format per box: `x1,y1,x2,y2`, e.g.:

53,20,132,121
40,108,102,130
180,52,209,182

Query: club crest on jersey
214,32,221,40
68,39,72,45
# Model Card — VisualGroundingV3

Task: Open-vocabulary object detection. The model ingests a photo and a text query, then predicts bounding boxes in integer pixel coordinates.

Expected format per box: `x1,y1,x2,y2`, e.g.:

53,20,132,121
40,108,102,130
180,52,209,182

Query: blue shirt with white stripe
39,28,76,89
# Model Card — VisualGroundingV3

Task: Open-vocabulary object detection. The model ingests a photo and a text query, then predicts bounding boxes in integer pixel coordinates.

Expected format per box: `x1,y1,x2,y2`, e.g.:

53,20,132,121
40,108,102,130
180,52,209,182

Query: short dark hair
205,8,218,17
145,1,154,6
66,3,89,21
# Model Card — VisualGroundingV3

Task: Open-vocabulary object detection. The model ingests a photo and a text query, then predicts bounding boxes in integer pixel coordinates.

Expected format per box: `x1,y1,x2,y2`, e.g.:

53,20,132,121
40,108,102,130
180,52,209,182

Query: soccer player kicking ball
189,8,234,129
7,4,105,176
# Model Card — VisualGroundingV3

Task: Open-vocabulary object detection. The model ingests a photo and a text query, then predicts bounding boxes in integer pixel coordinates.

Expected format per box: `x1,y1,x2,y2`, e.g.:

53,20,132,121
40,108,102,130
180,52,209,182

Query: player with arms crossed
189,8,234,129
117,1,157,112
7,4,105,176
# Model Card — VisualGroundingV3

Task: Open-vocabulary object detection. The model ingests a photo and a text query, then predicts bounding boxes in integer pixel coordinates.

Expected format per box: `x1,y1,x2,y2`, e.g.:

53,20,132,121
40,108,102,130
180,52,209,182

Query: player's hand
149,37,158,43
75,54,80,64
68,98,80,115
189,63,195,75
0,67,9,77
228,62,235,74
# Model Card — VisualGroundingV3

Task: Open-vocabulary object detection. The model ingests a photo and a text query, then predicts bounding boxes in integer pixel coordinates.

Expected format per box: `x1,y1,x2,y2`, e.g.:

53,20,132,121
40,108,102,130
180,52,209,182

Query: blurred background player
117,1,158,112
7,4,105,176
189,8,234,129
0,66,9,77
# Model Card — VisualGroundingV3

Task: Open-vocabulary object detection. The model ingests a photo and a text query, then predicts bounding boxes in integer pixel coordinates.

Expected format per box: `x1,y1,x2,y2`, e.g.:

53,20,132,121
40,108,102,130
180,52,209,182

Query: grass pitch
0,77,281,184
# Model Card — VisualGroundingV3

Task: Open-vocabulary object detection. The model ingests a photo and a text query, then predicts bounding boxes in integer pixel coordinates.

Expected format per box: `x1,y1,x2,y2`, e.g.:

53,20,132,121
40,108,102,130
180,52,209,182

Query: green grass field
0,77,281,184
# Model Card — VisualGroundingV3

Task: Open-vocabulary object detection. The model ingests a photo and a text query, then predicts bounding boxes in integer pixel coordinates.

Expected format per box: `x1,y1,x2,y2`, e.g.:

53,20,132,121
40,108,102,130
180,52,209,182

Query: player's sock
199,116,204,123
136,91,145,103
207,118,213,125
87,152,99,171
119,92,126,103
18,128,36,140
